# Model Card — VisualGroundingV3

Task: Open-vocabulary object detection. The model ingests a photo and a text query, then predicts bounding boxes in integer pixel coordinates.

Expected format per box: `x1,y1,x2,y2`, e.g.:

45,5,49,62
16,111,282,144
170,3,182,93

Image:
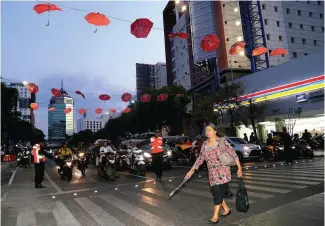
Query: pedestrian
151,130,164,181
186,123,243,224
243,133,248,142
282,127,293,164
249,132,255,143
33,138,46,188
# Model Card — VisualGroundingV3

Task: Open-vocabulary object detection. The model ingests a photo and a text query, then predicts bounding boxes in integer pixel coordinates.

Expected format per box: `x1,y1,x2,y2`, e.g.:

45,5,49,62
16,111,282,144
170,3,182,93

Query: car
225,137,261,161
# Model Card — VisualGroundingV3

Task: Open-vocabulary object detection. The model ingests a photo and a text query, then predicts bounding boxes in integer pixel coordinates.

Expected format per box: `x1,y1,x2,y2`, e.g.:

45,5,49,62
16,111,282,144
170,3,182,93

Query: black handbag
236,177,249,213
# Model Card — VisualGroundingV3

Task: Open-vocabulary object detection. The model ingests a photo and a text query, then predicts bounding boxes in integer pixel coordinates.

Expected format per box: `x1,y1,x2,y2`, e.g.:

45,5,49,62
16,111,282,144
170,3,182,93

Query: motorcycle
262,144,285,161
127,148,146,176
77,152,87,176
292,139,314,159
97,153,118,180
58,155,73,181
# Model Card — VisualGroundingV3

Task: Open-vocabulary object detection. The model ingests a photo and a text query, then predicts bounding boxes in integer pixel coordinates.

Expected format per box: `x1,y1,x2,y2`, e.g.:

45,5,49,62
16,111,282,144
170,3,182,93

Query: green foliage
99,85,190,139
69,129,95,147
1,83,45,144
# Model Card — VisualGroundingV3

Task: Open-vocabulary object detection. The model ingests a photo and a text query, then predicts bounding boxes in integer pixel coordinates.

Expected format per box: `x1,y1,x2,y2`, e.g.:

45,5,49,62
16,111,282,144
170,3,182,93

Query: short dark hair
206,122,224,137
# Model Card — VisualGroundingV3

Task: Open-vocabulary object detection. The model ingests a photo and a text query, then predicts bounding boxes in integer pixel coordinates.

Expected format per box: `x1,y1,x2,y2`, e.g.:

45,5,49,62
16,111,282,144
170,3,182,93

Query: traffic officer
33,139,46,188
151,130,164,181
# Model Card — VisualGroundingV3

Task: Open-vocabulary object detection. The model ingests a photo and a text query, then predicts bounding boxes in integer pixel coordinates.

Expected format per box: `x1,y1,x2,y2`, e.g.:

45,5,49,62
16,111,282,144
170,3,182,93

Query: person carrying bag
236,177,249,213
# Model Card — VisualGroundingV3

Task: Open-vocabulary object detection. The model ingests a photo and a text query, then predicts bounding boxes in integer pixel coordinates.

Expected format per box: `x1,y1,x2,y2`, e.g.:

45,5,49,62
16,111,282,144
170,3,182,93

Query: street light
235,20,241,26
236,36,243,41
181,5,187,12
175,0,180,4
234,7,239,12
239,51,245,56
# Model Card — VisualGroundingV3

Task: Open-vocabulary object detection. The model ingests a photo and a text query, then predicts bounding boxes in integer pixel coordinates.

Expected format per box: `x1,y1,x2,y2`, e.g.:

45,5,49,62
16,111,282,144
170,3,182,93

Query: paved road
1,158,324,226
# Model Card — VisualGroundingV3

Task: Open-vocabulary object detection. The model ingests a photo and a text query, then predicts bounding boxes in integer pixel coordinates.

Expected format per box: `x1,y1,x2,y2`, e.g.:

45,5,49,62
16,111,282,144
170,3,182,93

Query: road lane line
45,172,63,193
229,184,291,193
75,197,125,226
8,167,18,185
247,170,324,178
242,176,320,185
16,209,37,226
52,201,81,226
244,172,324,181
100,194,171,226
118,171,156,180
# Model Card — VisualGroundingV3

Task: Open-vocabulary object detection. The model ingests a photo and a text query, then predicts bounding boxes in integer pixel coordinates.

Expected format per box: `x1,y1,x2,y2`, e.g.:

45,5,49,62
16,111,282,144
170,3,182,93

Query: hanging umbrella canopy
27,83,39,93
85,12,110,26
157,93,168,102
78,108,87,114
33,3,62,14
30,103,38,110
270,48,286,56
99,94,111,101
201,34,220,52
123,108,132,113
95,108,103,114
130,18,153,38
229,41,246,55
49,107,56,112
75,90,85,99
121,93,132,102
51,88,61,97
140,94,151,103
64,108,72,114
168,32,188,39
110,108,117,113
252,46,268,56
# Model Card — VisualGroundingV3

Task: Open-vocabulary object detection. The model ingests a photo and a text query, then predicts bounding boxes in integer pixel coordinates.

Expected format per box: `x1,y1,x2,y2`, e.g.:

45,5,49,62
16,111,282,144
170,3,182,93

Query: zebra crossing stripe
121,190,169,208
52,201,82,226
16,209,36,226
228,183,291,193
243,172,324,181
249,170,324,178
100,194,171,226
230,180,307,189
242,175,320,185
263,169,324,173
75,197,125,226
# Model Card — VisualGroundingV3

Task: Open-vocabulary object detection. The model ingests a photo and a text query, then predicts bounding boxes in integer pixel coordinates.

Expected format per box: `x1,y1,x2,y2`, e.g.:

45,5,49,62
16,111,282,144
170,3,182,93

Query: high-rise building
8,82,36,125
136,63,157,98
163,1,324,89
76,114,112,133
48,80,74,141
156,62,168,88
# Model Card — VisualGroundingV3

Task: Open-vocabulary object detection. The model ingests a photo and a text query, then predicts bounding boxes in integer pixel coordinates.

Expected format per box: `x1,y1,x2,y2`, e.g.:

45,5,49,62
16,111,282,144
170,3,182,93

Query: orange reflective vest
150,137,164,154
32,144,44,163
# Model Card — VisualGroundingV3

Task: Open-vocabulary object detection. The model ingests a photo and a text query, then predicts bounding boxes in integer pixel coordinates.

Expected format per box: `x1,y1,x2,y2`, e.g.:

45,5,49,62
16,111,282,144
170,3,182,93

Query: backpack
236,177,249,213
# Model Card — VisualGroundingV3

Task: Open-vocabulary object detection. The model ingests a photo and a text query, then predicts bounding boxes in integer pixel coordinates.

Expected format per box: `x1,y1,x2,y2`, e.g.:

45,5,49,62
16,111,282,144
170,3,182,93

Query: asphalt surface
1,158,324,226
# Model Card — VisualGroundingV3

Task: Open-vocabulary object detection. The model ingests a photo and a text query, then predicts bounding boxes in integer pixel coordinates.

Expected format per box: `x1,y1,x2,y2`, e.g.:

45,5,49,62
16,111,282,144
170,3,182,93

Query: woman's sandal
207,219,219,224
220,209,232,218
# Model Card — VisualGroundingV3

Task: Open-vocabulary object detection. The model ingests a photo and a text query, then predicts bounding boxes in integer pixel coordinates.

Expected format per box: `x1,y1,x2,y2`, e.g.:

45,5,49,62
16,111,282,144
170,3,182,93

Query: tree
69,130,95,147
99,85,190,139
283,107,302,136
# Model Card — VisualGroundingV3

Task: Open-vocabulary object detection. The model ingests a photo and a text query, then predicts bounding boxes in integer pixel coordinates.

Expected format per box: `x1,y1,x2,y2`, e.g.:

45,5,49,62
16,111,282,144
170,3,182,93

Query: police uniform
33,143,46,188
151,136,164,181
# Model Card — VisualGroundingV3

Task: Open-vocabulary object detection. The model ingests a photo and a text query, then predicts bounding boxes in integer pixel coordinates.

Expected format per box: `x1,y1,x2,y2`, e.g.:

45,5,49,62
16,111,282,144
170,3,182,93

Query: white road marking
229,183,291,193
16,209,37,226
244,172,324,181
8,167,18,185
52,201,81,226
75,197,125,226
45,172,63,193
118,171,156,180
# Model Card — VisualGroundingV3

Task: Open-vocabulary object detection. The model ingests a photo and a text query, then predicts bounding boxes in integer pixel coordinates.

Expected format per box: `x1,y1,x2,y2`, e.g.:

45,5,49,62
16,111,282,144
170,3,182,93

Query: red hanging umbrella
85,12,110,33
252,46,268,56
95,108,103,114
176,32,189,39
168,33,177,38
130,18,153,38
27,83,39,93
33,3,62,26
64,108,72,114
140,94,151,103
51,88,61,97
229,41,246,55
176,93,184,97
75,90,85,99
121,93,132,102
201,34,220,52
269,48,287,56
123,108,132,113
157,94,168,102
99,94,111,101
110,108,117,113
49,107,56,112
78,108,87,114
30,103,38,110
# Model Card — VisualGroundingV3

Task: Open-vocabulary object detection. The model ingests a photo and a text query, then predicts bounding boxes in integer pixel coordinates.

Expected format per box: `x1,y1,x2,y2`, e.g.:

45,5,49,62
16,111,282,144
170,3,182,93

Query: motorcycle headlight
307,146,311,149
139,156,144,161
143,152,151,158
66,162,72,166
17,158,21,161
278,147,284,150
167,150,172,156
291,146,296,149
79,153,84,157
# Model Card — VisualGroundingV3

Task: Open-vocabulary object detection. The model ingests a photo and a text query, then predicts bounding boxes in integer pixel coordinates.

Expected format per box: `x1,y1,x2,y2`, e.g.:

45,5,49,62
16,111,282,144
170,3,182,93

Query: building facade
76,114,111,133
8,83,35,125
156,62,168,88
215,51,324,141
48,84,74,141
136,63,157,98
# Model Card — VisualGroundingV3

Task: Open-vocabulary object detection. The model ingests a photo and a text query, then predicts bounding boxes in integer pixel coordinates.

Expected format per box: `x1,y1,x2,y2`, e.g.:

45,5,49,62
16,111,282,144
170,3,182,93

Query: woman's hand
185,168,195,179
237,167,243,178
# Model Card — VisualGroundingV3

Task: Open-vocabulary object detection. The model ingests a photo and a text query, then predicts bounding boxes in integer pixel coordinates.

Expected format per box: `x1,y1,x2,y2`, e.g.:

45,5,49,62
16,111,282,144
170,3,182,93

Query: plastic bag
236,177,249,212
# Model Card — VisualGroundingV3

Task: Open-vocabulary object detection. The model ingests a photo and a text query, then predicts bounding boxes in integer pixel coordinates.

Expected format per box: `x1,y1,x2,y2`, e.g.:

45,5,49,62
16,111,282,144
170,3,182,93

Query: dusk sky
2,1,168,137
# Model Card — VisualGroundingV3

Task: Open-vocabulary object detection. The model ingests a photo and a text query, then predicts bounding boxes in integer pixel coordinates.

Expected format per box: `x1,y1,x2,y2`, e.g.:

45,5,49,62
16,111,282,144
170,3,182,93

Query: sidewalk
227,193,324,226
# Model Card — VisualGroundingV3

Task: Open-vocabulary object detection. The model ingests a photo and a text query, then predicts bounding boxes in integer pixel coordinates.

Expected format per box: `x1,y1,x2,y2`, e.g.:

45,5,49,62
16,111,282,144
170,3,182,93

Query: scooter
292,140,314,159
58,156,73,181
262,144,285,161
77,152,87,176
128,148,146,176
97,153,118,180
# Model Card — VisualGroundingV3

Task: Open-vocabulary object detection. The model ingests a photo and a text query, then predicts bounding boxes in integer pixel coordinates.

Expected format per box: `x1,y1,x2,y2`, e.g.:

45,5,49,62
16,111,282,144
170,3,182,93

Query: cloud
33,72,134,137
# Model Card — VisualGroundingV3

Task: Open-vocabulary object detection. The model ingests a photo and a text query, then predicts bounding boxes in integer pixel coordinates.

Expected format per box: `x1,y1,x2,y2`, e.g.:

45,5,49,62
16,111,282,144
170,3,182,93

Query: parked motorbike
97,153,118,180
173,144,196,165
77,152,87,176
58,155,73,181
292,139,314,159
127,148,146,176
262,144,285,161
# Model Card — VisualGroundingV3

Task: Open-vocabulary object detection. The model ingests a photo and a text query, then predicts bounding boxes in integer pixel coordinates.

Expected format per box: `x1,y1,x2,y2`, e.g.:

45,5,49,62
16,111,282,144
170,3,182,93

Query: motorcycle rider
99,141,115,172
57,142,73,174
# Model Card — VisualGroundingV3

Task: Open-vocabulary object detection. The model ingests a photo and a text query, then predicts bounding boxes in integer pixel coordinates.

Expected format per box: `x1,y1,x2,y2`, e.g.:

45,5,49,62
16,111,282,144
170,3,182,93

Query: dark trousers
34,162,44,185
152,152,163,178
284,146,293,163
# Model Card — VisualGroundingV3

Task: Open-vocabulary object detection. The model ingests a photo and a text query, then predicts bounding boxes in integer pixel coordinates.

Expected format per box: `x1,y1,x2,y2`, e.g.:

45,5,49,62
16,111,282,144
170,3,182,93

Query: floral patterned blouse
193,137,239,186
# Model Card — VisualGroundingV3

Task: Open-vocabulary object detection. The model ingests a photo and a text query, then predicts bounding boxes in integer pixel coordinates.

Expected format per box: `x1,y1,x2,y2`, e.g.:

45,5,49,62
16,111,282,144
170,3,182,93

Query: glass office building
48,84,74,141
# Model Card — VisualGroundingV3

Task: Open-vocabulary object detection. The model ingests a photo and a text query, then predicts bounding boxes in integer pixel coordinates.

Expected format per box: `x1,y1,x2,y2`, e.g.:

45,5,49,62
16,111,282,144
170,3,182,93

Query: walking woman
186,123,243,224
